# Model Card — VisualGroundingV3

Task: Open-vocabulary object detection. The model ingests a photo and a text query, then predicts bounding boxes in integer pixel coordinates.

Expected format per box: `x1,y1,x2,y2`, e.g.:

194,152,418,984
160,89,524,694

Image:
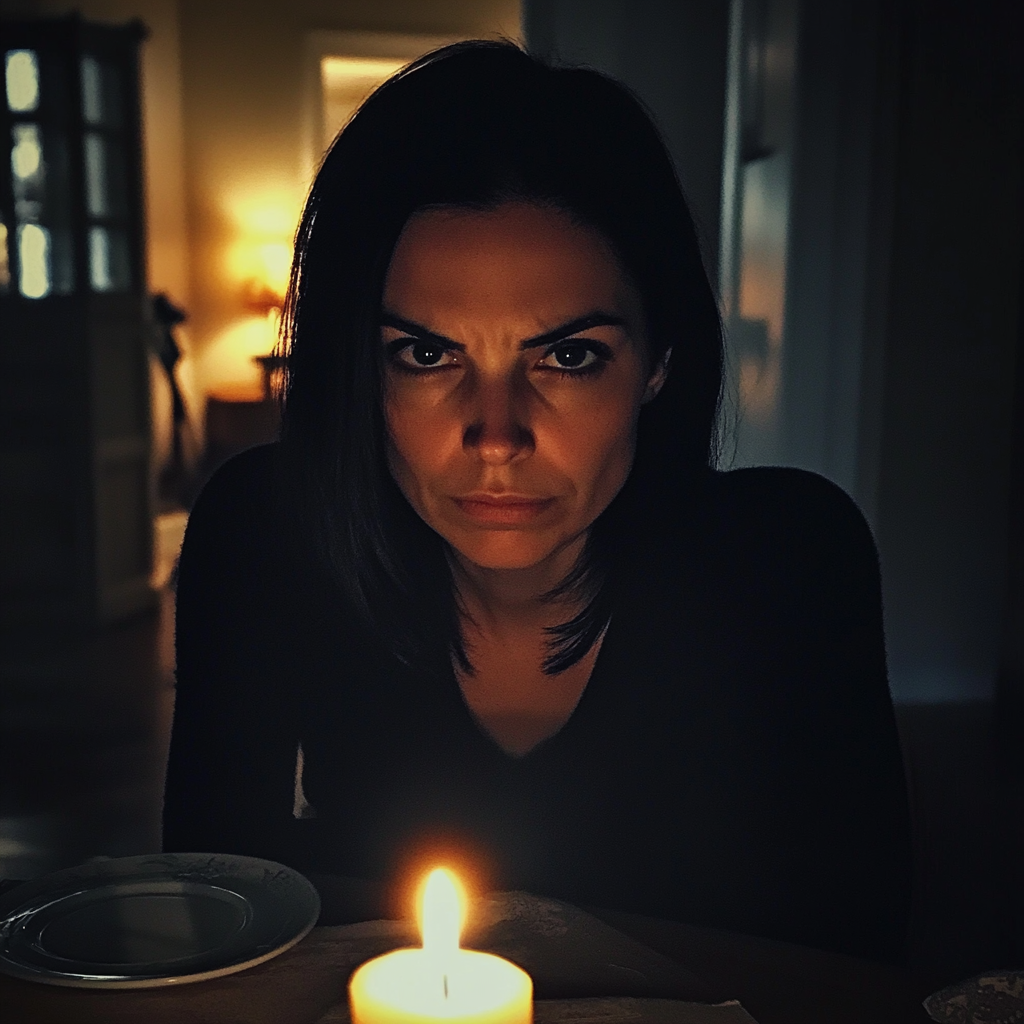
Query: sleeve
162,446,305,864
755,469,913,965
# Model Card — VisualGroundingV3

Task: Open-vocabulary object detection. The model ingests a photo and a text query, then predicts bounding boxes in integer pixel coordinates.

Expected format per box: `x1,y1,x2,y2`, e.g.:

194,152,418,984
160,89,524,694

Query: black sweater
163,444,911,963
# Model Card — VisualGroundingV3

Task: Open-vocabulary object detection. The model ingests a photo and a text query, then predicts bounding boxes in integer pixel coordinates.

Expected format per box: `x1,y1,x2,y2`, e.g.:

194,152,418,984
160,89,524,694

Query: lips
453,494,556,526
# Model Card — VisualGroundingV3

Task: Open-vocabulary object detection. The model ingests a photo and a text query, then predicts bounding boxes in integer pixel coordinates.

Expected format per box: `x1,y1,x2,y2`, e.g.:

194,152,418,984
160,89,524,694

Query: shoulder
626,467,876,598
707,466,875,553
179,443,285,575
696,467,882,611
710,464,861,514
187,443,281,532
190,442,280,516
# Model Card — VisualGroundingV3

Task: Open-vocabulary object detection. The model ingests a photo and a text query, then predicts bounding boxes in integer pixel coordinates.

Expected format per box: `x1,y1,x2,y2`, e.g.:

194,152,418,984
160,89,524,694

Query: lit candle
349,868,532,1024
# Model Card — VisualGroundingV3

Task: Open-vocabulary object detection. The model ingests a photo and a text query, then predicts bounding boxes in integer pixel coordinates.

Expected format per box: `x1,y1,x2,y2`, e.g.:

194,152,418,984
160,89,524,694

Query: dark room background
1,0,1021,983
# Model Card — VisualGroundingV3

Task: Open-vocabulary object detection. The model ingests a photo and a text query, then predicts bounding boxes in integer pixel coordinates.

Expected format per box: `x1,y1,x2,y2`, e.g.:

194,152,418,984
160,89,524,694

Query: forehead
383,202,638,321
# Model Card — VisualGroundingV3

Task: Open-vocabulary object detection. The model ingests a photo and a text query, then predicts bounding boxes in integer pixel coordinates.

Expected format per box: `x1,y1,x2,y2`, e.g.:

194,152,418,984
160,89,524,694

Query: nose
462,375,535,465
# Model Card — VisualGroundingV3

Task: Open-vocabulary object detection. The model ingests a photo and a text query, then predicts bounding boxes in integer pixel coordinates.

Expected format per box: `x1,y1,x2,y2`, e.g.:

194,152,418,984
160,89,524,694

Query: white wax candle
349,868,532,1024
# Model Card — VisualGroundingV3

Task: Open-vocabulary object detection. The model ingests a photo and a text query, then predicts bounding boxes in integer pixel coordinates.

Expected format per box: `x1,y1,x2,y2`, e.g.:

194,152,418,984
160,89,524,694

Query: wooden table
588,908,942,1024
1,900,943,1024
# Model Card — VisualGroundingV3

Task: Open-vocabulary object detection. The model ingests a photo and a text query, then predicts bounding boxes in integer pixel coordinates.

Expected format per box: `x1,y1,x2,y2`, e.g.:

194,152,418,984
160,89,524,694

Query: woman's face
381,201,667,573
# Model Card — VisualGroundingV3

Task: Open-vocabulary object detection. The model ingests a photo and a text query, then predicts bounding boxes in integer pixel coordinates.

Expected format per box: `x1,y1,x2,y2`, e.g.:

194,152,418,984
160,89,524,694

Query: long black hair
280,40,723,675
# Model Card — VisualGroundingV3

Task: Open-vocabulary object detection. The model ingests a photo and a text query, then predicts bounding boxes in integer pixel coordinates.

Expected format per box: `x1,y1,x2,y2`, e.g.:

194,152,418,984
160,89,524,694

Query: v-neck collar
448,613,617,764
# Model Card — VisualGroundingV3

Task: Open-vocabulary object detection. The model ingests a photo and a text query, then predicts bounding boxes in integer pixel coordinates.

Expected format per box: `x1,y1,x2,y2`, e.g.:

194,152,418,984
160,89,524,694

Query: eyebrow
379,311,627,352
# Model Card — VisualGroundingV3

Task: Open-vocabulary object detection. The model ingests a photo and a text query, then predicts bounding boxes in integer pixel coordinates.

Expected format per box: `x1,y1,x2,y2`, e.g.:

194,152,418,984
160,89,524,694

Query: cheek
385,397,454,487
551,393,641,488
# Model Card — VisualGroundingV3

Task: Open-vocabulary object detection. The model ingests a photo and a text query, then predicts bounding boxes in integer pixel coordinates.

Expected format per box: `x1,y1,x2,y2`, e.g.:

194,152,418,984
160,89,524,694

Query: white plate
0,852,320,989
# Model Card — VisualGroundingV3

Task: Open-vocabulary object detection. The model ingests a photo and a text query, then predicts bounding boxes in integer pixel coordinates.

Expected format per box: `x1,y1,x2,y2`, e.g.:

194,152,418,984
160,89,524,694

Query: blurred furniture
202,383,280,483
0,14,154,629
253,353,286,402
150,293,190,508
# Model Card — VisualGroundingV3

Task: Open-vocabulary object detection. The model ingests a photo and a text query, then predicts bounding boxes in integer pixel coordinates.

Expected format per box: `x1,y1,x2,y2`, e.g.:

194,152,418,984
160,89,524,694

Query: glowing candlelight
348,868,532,1024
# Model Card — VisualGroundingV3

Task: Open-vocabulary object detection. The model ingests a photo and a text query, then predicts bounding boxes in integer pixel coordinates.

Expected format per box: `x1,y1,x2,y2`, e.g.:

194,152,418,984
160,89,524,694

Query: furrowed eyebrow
379,311,627,352
518,313,626,350
380,314,464,352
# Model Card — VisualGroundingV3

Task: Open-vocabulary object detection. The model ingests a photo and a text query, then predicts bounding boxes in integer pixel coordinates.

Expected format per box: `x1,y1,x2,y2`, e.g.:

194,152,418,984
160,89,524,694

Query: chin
447,532,564,572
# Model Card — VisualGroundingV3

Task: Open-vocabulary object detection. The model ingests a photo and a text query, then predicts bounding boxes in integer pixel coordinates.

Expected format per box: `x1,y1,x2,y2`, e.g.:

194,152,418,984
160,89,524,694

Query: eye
536,340,609,374
391,340,459,371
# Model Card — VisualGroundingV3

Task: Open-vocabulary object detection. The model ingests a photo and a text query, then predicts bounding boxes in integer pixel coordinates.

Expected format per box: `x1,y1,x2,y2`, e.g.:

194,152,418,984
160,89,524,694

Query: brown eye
550,343,594,368
536,340,609,374
407,342,446,366
390,340,458,371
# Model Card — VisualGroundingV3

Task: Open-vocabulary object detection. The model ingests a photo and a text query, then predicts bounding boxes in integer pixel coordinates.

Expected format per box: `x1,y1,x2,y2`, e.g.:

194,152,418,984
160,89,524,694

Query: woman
164,41,911,964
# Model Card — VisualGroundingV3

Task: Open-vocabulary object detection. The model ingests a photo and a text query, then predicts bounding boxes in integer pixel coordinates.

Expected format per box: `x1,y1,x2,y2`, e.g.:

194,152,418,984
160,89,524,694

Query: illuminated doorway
303,31,471,191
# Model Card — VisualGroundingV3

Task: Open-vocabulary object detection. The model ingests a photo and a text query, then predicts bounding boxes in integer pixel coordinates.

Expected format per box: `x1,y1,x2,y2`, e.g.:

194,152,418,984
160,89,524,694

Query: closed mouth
452,494,556,524
456,494,552,506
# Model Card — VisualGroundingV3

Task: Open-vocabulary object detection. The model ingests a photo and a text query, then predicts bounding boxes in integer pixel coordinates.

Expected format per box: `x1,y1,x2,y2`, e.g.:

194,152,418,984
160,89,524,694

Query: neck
450,535,587,640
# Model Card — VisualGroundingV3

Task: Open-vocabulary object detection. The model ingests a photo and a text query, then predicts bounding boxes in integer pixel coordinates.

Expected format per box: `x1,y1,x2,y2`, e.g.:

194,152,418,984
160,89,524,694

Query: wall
872,0,1021,702
778,0,895,510
781,0,1021,701
524,0,730,273
718,0,798,471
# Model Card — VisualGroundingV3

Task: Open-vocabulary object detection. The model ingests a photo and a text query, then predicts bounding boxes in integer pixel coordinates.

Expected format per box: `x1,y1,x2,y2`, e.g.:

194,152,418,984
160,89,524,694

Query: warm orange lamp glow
202,188,298,393
224,190,298,307
349,868,532,1024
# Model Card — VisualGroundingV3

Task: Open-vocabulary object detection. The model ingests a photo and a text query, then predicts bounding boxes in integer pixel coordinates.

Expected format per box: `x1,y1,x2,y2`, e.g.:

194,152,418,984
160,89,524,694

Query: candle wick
443,974,448,1000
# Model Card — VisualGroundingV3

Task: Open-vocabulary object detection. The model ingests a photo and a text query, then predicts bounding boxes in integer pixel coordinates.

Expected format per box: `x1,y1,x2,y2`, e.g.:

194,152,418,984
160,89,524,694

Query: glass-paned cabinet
0,14,153,629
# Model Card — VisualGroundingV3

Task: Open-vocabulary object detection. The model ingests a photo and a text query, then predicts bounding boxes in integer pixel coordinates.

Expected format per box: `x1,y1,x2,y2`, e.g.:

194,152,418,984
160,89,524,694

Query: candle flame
419,867,463,959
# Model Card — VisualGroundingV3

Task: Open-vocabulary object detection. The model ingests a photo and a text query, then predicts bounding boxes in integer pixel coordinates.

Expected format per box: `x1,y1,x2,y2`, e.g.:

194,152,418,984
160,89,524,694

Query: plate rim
0,852,321,990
